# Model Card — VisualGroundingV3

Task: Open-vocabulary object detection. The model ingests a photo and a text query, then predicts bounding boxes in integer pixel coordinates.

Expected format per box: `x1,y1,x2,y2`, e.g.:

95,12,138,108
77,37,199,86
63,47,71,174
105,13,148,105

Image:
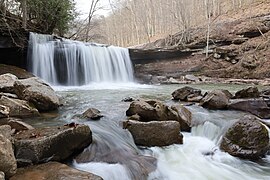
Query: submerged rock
0,73,18,93
200,90,229,110
82,108,103,120
0,125,17,178
228,99,270,119
234,86,260,99
13,124,92,166
220,115,269,160
10,162,102,180
14,77,60,111
123,120,183,147
172,86,202,101
0,96,39,118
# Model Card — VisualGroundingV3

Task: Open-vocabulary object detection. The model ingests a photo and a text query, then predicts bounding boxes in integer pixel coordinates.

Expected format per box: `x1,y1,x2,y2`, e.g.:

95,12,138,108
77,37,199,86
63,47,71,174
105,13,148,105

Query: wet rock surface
82,108,103,120
13,124,92,166
220,115,269,159
10,162,102,180
123,120,183,147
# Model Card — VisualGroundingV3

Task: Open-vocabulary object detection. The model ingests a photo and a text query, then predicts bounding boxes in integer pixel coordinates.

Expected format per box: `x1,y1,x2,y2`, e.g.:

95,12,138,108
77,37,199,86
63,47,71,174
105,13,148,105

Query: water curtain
27,32,134,86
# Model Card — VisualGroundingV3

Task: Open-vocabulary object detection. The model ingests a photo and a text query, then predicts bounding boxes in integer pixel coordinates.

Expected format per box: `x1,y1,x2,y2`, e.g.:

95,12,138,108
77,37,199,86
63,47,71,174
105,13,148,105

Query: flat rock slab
123,120,183,147
13,124,92,166
10,162,102,180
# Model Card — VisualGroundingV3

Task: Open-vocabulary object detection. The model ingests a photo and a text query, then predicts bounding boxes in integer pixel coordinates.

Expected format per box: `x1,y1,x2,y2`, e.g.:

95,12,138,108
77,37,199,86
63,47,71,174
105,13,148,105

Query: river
24,83,270,180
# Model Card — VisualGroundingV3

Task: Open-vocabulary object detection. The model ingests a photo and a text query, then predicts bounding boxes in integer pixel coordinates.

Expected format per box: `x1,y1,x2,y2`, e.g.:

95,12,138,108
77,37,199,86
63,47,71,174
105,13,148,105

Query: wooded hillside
98,0,266,47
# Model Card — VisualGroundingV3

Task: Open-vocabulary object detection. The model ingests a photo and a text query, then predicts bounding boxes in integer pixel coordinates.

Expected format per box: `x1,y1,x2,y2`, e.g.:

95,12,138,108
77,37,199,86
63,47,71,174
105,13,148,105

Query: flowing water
25,84,270,180
26,32,270,179
27,32,134,86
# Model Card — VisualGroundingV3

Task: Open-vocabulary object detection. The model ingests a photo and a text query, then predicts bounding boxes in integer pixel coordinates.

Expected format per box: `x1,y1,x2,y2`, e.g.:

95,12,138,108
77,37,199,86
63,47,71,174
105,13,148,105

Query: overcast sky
74,0,112,19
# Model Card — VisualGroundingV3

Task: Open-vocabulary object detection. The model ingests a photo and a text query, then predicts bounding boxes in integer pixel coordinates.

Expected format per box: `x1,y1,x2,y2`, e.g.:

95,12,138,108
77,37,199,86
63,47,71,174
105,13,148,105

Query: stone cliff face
130,2,270,82
0,31,28,69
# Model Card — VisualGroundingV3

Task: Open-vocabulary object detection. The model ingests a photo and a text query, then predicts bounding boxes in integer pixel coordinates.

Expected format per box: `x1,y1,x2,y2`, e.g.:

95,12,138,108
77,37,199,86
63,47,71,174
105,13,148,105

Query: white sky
74,0,113,19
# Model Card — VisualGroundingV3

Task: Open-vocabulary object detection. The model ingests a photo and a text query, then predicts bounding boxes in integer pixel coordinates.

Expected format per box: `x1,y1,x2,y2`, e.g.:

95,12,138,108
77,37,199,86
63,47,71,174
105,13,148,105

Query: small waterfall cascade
27,32,134,86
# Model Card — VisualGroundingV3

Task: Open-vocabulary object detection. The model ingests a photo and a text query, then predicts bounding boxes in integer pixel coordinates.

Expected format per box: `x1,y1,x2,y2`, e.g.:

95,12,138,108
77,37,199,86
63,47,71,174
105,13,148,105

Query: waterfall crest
27,32,134,86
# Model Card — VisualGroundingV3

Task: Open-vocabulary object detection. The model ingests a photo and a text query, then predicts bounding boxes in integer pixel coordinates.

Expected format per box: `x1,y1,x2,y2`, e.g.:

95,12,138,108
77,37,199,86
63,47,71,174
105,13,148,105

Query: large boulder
0,125,17,178
0,73,18,93
234,86,260,99
172,86,202,101
13,124,92,166
10,162,102,180
14,77,60,111
82,108,103,120
200,90,229,109
171,105,192,132
0,96,39,118
126,99,179,122
220,115,269,159
123,120,183,147
0,64,34,79
228,99,270,119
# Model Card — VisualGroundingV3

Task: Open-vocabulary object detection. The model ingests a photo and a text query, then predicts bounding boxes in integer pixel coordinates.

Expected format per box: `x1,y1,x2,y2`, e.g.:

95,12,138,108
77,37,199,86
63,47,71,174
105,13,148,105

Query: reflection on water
24,83,270,180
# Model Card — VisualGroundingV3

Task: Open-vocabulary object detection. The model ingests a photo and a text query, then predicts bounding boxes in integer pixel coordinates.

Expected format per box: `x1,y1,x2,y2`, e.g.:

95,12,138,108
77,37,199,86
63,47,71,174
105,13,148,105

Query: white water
27,32,134,86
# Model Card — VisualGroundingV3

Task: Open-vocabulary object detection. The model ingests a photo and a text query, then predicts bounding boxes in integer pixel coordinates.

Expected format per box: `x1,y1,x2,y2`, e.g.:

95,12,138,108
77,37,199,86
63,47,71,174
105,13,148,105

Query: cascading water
27,32,134,86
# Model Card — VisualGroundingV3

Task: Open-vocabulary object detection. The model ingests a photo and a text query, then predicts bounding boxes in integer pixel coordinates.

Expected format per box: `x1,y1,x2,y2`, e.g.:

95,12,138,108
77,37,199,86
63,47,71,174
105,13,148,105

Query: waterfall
27,32,134,86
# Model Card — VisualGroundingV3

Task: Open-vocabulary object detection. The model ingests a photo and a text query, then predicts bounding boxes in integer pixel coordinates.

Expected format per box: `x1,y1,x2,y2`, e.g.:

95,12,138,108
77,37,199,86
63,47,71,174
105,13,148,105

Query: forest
0,0,264,47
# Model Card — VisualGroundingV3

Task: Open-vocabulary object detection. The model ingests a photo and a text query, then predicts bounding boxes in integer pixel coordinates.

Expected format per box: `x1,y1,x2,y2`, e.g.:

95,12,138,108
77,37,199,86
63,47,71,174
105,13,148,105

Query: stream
24,83,270,180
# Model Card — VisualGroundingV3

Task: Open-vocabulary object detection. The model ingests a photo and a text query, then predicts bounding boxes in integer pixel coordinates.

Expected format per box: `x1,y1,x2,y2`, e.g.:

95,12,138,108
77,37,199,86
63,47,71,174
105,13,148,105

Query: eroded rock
82,108,103,120
228,99,270,119
220,115,269,159
171,105,192,132
234,86,260,99
13,124,92,166
14,77,60,111
0,125,17,178
0,96,39,118
172,86,202,101
10,162,102,180
200,90,229,109
126,99,179,122
123,120,183,147
0,73,18,93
